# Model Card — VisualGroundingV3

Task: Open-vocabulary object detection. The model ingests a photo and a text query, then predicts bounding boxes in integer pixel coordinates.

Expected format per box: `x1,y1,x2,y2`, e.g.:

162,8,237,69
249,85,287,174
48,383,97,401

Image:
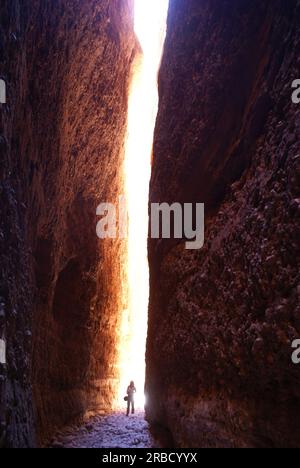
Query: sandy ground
50,410,156,449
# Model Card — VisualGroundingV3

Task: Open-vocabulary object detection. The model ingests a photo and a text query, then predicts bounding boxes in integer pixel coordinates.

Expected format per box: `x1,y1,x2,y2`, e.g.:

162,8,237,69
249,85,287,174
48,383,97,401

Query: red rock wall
0,0,136,447
146,0,300,448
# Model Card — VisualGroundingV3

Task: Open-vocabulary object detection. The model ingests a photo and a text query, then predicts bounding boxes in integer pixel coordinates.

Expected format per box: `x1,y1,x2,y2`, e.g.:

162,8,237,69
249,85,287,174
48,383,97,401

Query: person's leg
132,400,135,414
127,399,130,416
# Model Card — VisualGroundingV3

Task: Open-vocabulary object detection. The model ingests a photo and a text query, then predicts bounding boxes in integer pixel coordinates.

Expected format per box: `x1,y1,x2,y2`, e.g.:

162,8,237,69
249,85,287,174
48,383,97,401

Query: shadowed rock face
146,0,300,448
0,0,136,447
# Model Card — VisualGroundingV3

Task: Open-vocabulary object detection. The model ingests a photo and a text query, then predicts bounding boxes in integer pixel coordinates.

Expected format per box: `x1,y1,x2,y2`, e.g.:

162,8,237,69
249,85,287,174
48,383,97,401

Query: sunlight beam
116,0,169,409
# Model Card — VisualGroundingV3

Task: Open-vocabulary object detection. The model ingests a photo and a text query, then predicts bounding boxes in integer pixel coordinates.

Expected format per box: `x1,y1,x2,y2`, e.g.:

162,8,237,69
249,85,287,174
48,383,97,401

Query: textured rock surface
0,0,136,447
146,0,300,448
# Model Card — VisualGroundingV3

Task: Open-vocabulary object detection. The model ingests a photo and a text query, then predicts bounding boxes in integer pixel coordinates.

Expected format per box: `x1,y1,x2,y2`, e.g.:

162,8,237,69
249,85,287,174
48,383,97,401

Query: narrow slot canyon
0,0,300,450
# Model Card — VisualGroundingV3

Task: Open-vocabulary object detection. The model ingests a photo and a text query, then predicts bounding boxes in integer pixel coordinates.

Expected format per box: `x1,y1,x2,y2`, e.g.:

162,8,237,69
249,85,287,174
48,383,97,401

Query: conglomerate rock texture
0,0,136,447
146,0,300,448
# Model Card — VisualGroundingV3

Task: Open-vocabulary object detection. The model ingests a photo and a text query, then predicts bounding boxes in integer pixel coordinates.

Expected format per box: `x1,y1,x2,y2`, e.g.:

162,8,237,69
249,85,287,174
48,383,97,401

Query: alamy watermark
150,202,204,250
96,196,205,250
291,339,300,365
0,339,6,365
0,79,6,104
291,79,300,104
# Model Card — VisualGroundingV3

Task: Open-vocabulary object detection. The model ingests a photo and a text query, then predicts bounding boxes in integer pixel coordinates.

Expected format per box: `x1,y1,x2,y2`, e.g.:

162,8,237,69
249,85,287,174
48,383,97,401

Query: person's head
130,381,135,387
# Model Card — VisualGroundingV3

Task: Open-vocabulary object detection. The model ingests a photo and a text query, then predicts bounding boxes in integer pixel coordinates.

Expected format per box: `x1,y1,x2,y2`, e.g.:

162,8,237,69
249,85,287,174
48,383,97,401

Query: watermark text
0,79,6,104
96,196,205,250
292,339,300,364
291,79,300,104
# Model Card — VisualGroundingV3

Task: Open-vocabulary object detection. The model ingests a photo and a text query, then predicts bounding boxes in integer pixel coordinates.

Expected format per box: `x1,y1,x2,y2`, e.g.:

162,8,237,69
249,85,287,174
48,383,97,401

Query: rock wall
0,0,136,447
146,0,300,448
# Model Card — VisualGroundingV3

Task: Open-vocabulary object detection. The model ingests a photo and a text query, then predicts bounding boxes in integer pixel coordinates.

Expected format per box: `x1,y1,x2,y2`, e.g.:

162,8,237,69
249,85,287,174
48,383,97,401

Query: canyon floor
49,410,156,449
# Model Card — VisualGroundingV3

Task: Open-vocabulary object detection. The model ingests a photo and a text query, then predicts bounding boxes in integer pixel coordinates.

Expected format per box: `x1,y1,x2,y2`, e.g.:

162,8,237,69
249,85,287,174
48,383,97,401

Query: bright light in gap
116,0,169,409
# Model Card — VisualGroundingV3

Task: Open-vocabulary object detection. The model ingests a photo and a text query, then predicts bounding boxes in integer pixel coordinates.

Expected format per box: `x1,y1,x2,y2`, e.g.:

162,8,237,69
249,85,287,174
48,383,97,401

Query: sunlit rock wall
146,0,300,448
0,0,136,447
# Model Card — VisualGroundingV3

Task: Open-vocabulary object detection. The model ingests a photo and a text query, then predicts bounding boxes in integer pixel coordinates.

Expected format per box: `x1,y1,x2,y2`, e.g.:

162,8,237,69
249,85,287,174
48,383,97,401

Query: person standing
126,381,136,416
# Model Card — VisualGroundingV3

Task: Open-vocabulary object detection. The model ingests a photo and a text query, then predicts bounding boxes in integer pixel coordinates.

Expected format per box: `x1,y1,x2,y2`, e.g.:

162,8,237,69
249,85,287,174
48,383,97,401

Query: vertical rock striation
0,0,136,447
147,0,300,448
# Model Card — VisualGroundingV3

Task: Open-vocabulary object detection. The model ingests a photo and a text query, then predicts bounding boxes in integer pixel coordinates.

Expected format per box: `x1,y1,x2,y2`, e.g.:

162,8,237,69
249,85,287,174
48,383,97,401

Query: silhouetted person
126,381,136,416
